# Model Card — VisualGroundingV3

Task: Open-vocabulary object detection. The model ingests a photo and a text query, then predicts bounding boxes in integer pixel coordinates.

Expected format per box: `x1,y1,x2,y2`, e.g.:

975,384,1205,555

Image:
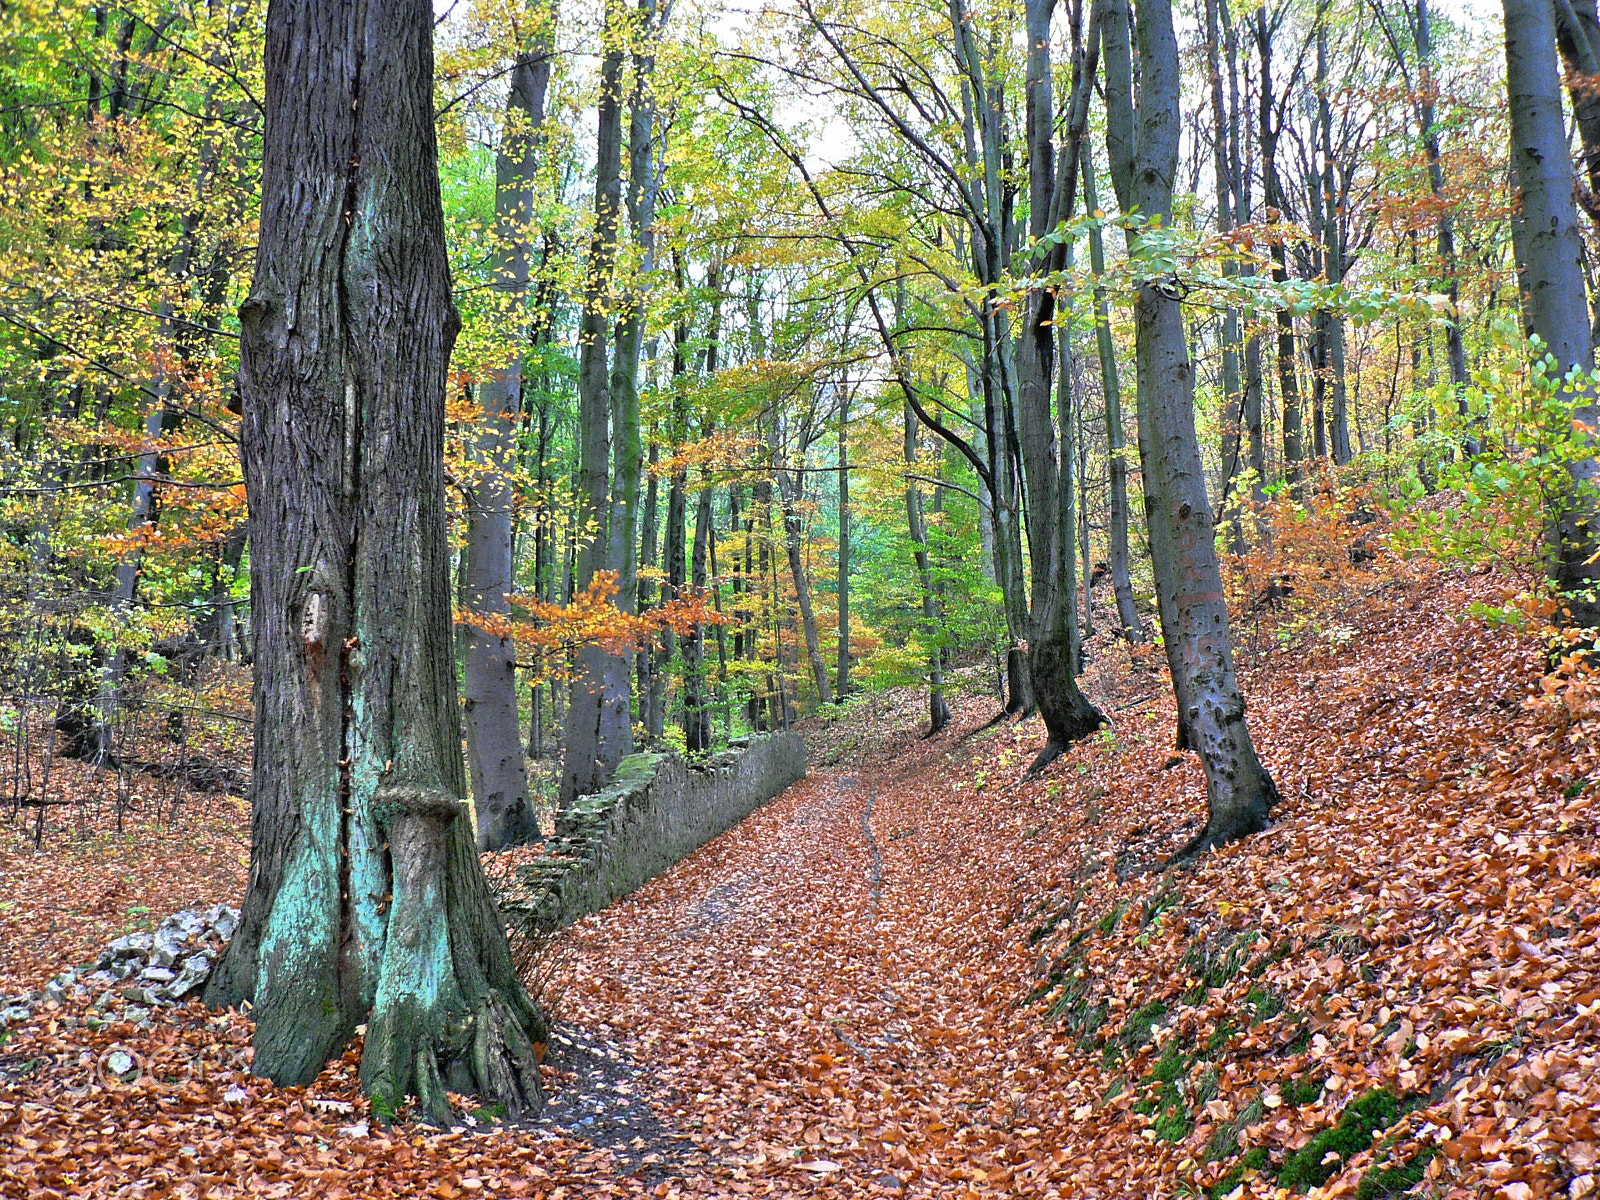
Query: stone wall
507,731,806,930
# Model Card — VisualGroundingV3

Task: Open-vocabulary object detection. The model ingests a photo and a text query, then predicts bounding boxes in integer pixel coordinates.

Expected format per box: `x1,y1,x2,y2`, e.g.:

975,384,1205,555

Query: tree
1013,0,1105,770
462,9,555,851
1503,0,1600,628
560,0,633,807
207,0,545,1122
1103,0,1279,856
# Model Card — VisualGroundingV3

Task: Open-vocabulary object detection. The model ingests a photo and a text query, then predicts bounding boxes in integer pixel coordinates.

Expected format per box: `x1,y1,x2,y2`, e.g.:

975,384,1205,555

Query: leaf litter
1,555,1598,1199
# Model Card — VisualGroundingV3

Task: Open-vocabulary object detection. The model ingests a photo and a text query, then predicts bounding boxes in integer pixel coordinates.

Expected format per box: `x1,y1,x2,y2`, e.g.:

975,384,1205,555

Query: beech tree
463,15,554,851
206,0,545,1121
1504,0,1600,629
1103,0,1280,855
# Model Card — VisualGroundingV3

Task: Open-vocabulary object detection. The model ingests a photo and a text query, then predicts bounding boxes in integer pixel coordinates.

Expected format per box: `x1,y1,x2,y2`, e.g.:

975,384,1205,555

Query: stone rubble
0,903,238,1034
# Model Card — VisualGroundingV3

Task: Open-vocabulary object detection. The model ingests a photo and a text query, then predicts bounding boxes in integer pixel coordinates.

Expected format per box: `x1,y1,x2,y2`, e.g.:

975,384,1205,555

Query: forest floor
3,551,1600,1199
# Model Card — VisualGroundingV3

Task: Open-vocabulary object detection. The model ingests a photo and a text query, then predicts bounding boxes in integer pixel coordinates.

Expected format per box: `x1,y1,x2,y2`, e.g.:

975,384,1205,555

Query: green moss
1142,887,1182,929
1247,987,1286,1023
471,1102,506,1123
1151,1045,1189,1084
1194,1067,1220,1106
1103,1077,1125,1102
1208,1146,1270,1198
1153,1104,1193,1143
1282,1073,1327,1107
1356,1147,1436,1198
1099,900,1132,936
370,1092,400,1125
1279,1090,1406,1191
1207,1022,1237,1055
1123,1000,1168,1051
1206,1097,1264,1162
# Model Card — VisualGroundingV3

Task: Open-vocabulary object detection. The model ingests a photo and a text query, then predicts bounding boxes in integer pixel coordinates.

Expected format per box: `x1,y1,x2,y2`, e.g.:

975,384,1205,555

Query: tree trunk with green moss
207,0,545,1123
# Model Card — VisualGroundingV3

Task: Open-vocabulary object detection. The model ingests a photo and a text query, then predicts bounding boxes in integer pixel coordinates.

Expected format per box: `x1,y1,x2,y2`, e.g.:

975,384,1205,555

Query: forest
3,0,1600,1196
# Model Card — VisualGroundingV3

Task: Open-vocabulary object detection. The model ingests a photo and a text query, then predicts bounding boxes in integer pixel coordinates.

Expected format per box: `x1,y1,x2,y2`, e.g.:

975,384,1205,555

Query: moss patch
1208,1146,1269,1199
1279,1089,1406,1191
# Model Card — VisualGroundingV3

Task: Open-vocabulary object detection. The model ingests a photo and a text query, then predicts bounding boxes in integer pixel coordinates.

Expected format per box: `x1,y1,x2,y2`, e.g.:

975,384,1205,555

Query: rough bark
1505,0,1600,628
1105,0,1279,856
210,0,544,1122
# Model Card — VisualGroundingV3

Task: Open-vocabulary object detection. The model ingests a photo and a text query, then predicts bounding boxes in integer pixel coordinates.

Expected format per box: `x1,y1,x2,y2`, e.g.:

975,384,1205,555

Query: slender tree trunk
1505,0,1600,627
685,463,715,751
836,388,851,698
904,404,950,734
1104,0,1279,855
464,35,551,850
1413,0,1472,443
1083,150,1144,641
210,0,544,1122
1014,0,1104,763
776,463,831,708
559,2,631,808
638,436,663,738
1208,0,1250,534
1257,8,1304,490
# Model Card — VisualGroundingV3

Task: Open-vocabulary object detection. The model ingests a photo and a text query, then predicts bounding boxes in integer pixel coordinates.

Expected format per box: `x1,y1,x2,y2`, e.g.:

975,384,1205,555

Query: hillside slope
2,561,1596,1200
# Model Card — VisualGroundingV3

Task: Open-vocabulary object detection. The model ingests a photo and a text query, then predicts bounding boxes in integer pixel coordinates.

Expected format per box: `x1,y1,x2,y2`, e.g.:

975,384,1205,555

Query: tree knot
371,784,465,830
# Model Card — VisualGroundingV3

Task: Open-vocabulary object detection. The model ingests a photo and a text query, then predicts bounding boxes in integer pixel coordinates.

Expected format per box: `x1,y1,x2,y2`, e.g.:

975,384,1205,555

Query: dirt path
556,706,1052,1195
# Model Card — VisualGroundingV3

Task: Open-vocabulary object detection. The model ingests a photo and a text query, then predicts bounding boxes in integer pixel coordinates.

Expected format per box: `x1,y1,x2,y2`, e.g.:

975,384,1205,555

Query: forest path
557,707,1045,1195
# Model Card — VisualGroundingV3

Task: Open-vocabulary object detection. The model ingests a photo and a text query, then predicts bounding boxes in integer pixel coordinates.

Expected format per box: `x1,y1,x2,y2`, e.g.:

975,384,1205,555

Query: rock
209,904,240,942
121,986,155,1005
45,980,66,1003
0,1005,30,1027
139,967,177,984
106,932,154,961
94,990,118,1010
85,971,118,987
123,1006,151,1026
167,952,214,999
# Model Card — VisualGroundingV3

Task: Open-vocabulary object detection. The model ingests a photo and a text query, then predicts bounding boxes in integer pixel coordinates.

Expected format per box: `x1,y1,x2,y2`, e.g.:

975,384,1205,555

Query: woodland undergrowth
1,505,1598,1200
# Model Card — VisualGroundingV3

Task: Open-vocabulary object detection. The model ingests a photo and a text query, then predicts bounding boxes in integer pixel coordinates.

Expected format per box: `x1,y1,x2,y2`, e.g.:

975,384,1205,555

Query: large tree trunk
210,0,544,1123
1505,0,1600,627
607,0,662,647
464,33,552,851
560,2,632,808
1105,0,1279,856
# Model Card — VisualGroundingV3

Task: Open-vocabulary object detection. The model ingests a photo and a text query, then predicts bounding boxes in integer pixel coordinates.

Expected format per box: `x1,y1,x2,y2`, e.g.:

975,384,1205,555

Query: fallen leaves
2,555,1598,1199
